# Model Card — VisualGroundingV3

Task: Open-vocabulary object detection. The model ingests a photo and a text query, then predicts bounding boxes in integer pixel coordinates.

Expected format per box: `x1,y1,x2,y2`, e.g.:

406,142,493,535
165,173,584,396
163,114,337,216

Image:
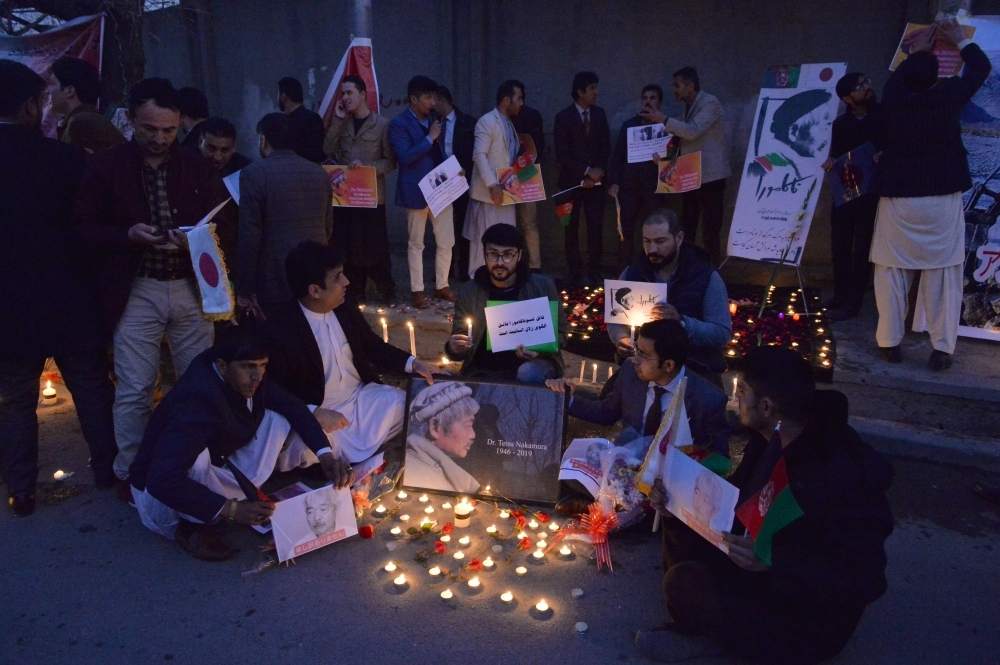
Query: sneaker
433,287,456,302
635,624,724,662
412,291,429,309
929,350,953,371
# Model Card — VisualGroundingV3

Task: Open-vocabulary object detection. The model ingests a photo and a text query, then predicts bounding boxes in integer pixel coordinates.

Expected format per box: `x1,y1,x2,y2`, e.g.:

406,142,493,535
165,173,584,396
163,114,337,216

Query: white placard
604,279,668,327
271,484,358,562
222,169,242,205
483,296,556,353
558,438,613,498
627,124,671,163
350,452,384,488
662,445,739,554
418,154,469,218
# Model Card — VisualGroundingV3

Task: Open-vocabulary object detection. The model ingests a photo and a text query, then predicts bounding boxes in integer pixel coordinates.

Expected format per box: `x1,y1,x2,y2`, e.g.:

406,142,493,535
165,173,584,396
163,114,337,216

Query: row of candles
378,316,474,362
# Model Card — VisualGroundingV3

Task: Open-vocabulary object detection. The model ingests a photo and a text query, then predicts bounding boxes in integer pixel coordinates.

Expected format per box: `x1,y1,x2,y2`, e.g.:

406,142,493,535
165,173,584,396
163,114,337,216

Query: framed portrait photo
401,377,568,506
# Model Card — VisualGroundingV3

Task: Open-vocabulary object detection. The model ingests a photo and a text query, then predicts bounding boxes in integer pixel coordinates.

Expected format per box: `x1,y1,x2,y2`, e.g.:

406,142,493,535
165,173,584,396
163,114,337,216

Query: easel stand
717,256,811,315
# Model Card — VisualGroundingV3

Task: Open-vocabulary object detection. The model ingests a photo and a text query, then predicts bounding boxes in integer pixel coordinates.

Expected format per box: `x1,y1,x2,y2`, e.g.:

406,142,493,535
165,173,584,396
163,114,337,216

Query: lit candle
440,589,453,600
399,514,410,522
428,566,441,576
535,599,549,612
42,380,56,404
384,561,397,572
500,591,513,602
591,363,597,382
424,506,434,514
407,321,416,357
453,551,465,560
536,539,547,549
483,557,494,568
467,577,480,588
548,522,559,532
397,491,408,500
486,525,497,534
419,494,428,502
729,302,738,316
630,324,636,343
466,317,473,341
53,470,65,480
390,527,402,537
515,566,527,576
528,520,538,530
381,318,388,343
498,510,509,519
441,502,452,509
579,360,585,381
458,536,470,546
420,517,432,528
393,574,406,586
440,535,451,543
559,546,572,557
454,498,473,528
608,366,613,381
375,504,386,514
532,549,545,559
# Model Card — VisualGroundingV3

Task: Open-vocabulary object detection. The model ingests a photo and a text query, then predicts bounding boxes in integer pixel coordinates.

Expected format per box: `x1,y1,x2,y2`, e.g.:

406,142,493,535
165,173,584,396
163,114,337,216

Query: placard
826,142,876,206
402,377,567,505
271,484,358,562
655,152,702,194
485,300,559,353
418,154,469,218
890,23,977,78
483,296,556,353
558,438,613,498
662,445,739,554
604,279,668,327
627,124,672,163
497,164,546,204
323,165,378,208
727,62,846,266
222,169,241,205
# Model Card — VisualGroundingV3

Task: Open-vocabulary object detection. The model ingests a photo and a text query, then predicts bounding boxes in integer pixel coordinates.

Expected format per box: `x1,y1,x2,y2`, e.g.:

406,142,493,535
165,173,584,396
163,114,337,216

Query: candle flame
46,380,52,390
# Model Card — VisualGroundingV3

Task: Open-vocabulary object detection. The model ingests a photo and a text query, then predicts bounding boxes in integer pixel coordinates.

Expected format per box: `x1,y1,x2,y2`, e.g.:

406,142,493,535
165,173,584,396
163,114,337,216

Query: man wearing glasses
445,224,567,383
820,72,880,321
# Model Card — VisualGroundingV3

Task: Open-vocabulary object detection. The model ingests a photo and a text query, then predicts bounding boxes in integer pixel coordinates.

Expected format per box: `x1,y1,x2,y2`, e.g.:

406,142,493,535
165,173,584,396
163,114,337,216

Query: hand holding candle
407,321,417,357
381,317,388,343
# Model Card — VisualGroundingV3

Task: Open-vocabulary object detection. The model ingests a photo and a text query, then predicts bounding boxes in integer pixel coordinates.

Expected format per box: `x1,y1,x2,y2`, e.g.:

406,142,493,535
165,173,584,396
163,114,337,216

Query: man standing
434,85,477,281
554,71,611,285
511,81,545,272
608,210,731,385
237,112,333,311
446,224,566,383
870,19,990,370
0,60,117,516
640,67,730,265
609,84,669,269
388,75,455,309
198,117,251,259
819,73,880,321
323,75,398,304
464,80,524,278
74,78,222,485
278,76,327,164
177,86,210,151
49,56,125,154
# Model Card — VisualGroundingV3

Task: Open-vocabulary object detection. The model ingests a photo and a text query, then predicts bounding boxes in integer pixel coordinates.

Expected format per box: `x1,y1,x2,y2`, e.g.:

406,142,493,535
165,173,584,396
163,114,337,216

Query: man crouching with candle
127,325,354,561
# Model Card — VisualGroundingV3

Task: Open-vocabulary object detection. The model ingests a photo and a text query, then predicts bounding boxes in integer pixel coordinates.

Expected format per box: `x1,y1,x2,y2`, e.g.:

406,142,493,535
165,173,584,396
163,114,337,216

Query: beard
646,247,678,266
489,265,514,281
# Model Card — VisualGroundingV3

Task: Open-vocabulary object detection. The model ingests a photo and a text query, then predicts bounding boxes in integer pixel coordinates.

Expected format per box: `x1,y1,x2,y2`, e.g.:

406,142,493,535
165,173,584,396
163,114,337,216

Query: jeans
515,358,560,384
112,277,213,480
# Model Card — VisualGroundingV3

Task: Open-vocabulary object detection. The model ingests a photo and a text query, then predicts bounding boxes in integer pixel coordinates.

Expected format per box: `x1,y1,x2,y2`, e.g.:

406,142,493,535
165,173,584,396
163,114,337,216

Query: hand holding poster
483,296,556,353
627,125,672,163
890,23,977,78
271,484,359,562
826,142,877,206
418,154,469,218
324,165,378,208
604,280,668,327
662,445,739,553
497,152,546,205
655,152,703,194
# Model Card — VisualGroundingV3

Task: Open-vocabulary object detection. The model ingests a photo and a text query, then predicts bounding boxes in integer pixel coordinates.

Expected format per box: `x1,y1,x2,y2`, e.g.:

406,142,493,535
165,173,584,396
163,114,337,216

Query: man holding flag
637,346,893,664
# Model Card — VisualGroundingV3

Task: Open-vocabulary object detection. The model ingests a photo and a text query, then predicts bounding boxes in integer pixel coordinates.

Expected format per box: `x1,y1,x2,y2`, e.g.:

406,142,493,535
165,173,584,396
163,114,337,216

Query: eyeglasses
854,78,872,92
485,251,520,264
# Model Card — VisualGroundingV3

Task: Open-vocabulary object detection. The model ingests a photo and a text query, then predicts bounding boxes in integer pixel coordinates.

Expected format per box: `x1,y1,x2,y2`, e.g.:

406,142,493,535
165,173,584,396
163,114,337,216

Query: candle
548,522,559,532
579,360,585,381
381,318,388,343
390,527,401,537
535,599,549,612
397,491,407,500
532,549,545,559
630,324,636,343
440,589,453,600
571,588,584,598
729,302,738,316
441,502,452,509
528,520,538,530
515,566,527,576
420,517,432,528
375,504,386,514
407,321,416,357
467,577,480,588
536,539,547,549
591,363,597,383
42,380,57,404
440,535,451,542
418,494,428,502
492,544,503,554
53,470,65,480
576,622,589,634
454,498,473,528
384,561,396,572
607,366,613,380
424,506,434,514
498,510,509,519
500,591,513,602
486,525,497,534
393,574,406,586
453,552,465,560
466,317,473,341
399,514,410,522
559,546,572,557
458,536,470,546
428,566,441,576
483,557,494,568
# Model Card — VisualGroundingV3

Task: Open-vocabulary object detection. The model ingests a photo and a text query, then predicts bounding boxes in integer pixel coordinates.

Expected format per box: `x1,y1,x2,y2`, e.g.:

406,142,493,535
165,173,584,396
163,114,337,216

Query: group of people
2,19,991,661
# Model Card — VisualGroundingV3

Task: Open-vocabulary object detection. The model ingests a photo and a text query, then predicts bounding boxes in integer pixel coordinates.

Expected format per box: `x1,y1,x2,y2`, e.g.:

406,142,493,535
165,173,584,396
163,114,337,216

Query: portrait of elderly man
304,487,340,539
610,287,634,319
404,382,481,494
770,88,834,159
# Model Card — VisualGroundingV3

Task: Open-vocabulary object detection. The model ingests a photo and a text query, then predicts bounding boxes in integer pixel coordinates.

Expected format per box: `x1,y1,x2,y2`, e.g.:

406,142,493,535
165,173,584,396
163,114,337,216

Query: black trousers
333,205,396,301
830,194,878,310
451,193,471,280
564,185,607,277
617,189,668,270
0,349,117,495
661,518,863,665
679,178,726,265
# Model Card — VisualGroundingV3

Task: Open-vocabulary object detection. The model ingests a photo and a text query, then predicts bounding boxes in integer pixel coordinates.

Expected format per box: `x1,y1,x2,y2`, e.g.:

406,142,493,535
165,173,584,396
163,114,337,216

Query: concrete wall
144,0,966,275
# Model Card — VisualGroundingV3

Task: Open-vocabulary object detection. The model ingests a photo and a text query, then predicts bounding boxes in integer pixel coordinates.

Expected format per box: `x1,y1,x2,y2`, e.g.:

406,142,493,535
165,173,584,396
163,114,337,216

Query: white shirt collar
299,301,332,322
445,110,456,122
648,365,686,394
574,102,589,118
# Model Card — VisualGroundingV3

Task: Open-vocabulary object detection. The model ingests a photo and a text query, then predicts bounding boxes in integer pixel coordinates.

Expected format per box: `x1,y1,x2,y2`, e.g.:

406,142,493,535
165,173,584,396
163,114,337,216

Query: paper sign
483,296,556,353
498,164,546,204
890,23,977,77
418,154,469,218
558,438,613,498
271,484,358,562
662,445,739,554
323,165,378,208
350,452,385,487
486,300,559,353
222,169,241,205
656,152,702,193
627,124,671,163
604,279,668,327
827,142,877,206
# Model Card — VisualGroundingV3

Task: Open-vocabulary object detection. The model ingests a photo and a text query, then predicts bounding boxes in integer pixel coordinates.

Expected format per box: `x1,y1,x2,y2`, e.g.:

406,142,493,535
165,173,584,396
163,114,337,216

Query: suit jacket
608,115,660,190
323,112,397,205
567,362,730,457
664,90,730,183
236,150,333,305
512,105,545,164
388,107,439,209
470,108,517,203
449,108,478,175
287,105,328,164
554,103,611,189
873,43,991,198
74,139,224,331
263,297,412,406
0,125,105,359
128,349,329,524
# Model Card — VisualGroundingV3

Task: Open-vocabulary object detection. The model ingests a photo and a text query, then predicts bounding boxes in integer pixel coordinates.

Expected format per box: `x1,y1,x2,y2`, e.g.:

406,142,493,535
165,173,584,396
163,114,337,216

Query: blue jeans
515,358,560,384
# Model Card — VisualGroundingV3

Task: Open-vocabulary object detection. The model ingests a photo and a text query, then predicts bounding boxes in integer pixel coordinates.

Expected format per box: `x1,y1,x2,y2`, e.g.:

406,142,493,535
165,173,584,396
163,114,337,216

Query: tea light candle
498,510,509,519
458,536,470,546
384,561,397,572
440,535,451,543
548,522,559,532
397,491,408,500
418,494,428,502
386,542,398,551
453,551,465,560
440,589,453,600
559,546,572,557
42,381,56,404
393,574,406,586
441,502,452,509
375,504,386,514
424,506,434,514
428,566,441,576
571,588,584,598
528,520,539,529
390,527,402,537
575,622,588,634
491,544,503,554
399,514,410,522
532,549,545,559
500,591,513,603
482,556,494,569
467,576,480,588
535,599,549,612
407,321,416,357
515,566,527,576
486,525,497,534
381,318,388,343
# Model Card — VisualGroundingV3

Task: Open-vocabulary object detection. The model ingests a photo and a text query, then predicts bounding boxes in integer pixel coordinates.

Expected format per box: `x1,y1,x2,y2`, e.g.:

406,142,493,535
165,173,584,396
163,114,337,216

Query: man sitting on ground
264,241,445,464
128,325,353,561
547,319,729,514
636,346,893,664
446,223,567,384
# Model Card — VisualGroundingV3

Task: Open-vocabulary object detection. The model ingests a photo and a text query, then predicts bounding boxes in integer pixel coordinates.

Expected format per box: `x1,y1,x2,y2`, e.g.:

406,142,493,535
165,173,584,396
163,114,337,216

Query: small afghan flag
556,200,573,228
683,445,733,476
511,152,540,183
734,456,803,566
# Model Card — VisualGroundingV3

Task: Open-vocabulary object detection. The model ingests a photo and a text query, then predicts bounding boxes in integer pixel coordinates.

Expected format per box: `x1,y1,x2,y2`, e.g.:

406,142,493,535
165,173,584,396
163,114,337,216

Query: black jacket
553,103,611,189
287,105,328,164
608,115,660,190
129,349,330,523
512,104,546,164
263,297,412,406
830,103,879,160
448,108,478,175
730,390,894,616
0,125,105,360
873,43,991,197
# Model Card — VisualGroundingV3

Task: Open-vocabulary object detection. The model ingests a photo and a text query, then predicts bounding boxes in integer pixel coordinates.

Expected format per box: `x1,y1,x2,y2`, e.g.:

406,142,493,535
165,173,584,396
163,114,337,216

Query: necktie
582,109,591,137
643,387,667,437
439,117,449,157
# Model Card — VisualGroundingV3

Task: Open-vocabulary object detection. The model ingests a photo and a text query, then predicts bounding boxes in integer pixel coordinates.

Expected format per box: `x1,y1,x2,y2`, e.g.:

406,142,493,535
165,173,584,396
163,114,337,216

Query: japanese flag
187,199,235,321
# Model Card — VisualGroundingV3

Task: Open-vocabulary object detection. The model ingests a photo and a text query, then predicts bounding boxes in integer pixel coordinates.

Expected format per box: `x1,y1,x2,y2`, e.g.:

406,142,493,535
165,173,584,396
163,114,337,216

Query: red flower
467,558,483,571
515,515,527,529
358,525,375,539
511,509,523,518
537,512,550,523
441,522,453,535
434,541,447,554
517,538,531,550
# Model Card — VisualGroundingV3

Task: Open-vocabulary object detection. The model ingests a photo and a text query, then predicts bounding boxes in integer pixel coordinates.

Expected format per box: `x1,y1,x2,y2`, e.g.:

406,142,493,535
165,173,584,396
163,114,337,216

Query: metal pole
349,0,373,39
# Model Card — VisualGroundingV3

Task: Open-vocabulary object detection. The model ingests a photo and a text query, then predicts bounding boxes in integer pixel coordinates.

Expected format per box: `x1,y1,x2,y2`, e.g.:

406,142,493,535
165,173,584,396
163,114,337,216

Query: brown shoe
433,287,456,302
175,520,236,562
412,291,429,309
555,493,593,516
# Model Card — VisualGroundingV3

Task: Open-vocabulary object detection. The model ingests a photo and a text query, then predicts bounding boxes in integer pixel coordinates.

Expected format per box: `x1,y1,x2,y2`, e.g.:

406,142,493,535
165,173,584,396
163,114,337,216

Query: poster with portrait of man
662,445,739,554
727,62,846,266
402,378,567,505
604,279,668,327
271,484,359,562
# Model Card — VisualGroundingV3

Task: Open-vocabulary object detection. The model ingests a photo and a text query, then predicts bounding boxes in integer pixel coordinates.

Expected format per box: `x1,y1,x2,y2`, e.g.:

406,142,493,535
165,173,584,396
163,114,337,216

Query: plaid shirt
139,155,193,280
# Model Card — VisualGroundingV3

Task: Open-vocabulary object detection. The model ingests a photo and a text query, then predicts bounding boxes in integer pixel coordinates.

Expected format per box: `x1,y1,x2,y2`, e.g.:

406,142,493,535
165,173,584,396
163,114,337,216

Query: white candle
42,381,57,404
441,502,452,509
453,551,465,560
483,557,494,568
467,577,480,588
390,527,401,537
532,549,545,559
571,588,584,598
498,510,509,519
575,622,588,633
528,520,538,530
559,546,572,556
440,589,453,600
393,574,406,586
466,317,473,341
500,591,513,602
548,522,559,532
420,517,432,528
384,561,396,572
407,321,416,357
486,525,497,534
535,599,549,612
591,363,597,382
515,566,527,576
381,318,388,343
418,494,428,502
375,504,386,514
397,491,407,500
440,535,451,543
492,544,503,553
630,324,636,343
579,360,585,381
424,506,434,514
454,499,473,528
608,366,613,380
458,536,470,546
536,539,547,549
399,514,410,522
53,470,65,480
428,566,441,576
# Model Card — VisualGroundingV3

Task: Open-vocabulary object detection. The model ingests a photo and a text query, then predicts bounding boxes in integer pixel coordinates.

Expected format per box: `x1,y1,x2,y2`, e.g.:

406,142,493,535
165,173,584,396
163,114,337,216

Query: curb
850,416,1000,472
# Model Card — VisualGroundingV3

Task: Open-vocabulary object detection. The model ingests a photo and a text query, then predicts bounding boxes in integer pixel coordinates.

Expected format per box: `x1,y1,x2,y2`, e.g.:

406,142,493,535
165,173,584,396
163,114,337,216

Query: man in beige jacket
324,75,398,303
463,80,524,278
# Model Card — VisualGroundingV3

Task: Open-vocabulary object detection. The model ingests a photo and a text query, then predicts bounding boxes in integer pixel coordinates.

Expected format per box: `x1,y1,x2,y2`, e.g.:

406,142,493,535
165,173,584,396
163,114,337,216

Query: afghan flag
510,152,540,183
734,456,803,566
684,445,733,476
